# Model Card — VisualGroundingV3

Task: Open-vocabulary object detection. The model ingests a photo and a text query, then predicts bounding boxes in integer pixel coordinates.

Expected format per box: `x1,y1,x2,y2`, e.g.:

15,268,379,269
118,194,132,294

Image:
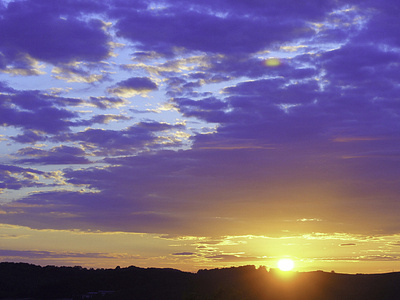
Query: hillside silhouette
0,262,399,299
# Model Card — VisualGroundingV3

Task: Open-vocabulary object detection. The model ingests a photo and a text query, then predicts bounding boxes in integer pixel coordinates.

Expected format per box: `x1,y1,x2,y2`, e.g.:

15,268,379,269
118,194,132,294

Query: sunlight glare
277,258,295,271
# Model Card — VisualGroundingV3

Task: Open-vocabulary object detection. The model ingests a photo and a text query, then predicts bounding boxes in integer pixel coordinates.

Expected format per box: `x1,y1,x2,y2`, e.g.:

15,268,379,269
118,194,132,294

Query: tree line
0,262,399,299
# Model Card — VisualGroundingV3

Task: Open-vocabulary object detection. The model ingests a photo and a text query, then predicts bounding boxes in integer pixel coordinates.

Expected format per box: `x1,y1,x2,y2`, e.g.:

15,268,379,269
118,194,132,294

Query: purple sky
1,0,400,273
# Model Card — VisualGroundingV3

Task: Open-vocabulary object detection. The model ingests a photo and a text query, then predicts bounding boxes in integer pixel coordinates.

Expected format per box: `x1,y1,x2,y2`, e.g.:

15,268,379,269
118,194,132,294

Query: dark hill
0,262,399,299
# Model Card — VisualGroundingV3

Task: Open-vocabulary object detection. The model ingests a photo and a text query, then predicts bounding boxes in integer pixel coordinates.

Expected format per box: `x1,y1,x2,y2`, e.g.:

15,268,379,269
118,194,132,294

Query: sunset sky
1,0,400,274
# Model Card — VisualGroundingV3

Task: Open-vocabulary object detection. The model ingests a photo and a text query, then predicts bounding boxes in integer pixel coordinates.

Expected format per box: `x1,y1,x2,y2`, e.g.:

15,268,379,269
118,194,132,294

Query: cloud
173,79,328,147
87,96,126,109
108,77,158,98
53,121,185,156
10,132,394,236
172,97,229,123
111,1,319,56
0,164,45,191
355,0,400,48
0,0,110,69
358,255,400,262
0,87,83,134
77,114,131,126
0,146,350,235
0,84,132,143
0,189,183,233
339,243,357,247
10,130,48,144
297,219,323,222
205,254,261,262
16,145,91,165
0,249,116,259
172,252,195,256
51,63,107,83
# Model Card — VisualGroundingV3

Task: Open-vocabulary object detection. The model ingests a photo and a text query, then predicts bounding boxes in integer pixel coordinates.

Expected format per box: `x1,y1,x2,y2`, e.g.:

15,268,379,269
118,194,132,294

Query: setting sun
277,259,295,271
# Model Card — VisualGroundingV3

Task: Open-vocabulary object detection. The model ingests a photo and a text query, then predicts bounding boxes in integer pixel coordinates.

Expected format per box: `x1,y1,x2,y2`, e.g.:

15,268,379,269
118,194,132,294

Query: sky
1,0,400,274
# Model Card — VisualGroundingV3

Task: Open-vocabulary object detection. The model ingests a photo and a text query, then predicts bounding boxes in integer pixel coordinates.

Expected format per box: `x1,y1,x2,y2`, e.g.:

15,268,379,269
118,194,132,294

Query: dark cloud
111,0,330,56
170,42,400,150
56,122,184,156
0,101,74,133
205,56,315,80
173,97,229,123
0,85,130,140
165,71,234,98
16,145,91,165
0,88,84,134
321,44,400,88
0,81,14,93
10,130,48,144
108,77,158,97
0,0,110,69
165,0,338,20
0,146,357,235
88,96,126,109
355,0,400,47
0,249,114,259
0,164,45,191
0,89,83,109
77,114,131,127
51,63,110,83
0,189,183,233
173,77,326,145
6,124,396,236
172,252,195,256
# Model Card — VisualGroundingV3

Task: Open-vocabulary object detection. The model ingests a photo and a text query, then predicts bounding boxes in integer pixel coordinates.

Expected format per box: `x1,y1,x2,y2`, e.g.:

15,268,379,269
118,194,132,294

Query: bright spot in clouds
277,258,295,271
264,57,281,67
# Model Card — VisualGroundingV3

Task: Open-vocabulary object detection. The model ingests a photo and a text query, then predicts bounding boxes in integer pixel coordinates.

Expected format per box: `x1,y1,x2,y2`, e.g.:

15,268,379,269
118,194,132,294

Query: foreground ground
0,262,399,299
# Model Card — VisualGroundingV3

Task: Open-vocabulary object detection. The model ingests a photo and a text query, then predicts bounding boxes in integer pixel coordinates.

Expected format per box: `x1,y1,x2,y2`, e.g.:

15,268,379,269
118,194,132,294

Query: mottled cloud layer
0,0,400,271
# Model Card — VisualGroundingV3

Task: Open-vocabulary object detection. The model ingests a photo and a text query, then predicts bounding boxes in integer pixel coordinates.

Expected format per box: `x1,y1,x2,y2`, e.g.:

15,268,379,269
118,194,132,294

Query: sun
277,258,295,271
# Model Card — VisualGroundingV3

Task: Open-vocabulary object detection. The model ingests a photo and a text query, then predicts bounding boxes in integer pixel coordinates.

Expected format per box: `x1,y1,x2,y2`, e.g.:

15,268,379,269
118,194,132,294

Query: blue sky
1,0,400,273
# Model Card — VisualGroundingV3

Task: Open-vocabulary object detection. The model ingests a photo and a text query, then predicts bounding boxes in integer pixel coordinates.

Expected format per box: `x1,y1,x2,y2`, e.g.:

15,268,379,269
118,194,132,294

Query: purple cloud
355,0,400,47
10,130,48,144
77,114,131,127
56,122,185,156
173,97,229,123
0,164,45,191
0,85,131,139
16,145,91,165
108,77,158,97
111,0,327,56
88,97,126,110
0,87,83,134
0,0,110,68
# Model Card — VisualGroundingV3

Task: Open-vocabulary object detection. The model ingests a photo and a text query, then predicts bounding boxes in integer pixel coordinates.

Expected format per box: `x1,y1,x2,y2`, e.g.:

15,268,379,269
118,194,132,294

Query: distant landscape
1,262,399,299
